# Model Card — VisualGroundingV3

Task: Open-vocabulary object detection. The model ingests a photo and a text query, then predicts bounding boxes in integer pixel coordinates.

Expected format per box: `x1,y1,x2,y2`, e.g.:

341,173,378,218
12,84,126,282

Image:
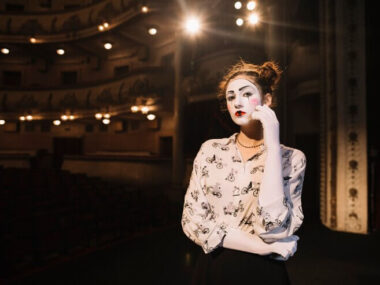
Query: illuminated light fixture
1,48,9,54
247,1,256,10
98,24,105,31
95,113,103,119
148,27,157,35
69,115,75,120
141,6,148,13
104,42,112,50
103,22,109,28
61,114,68,121
19,116,26,121
184,17,201,34
53,120,61,126
236,18,244,26
102,118,110,124
234,1,242,9
248,13,259,25
29,37,37,44
141,106,149,114
131,105,139,112
57,48,65,55
26,115,33,121
147,114,155,120
103,113,111,119
0,119,5,125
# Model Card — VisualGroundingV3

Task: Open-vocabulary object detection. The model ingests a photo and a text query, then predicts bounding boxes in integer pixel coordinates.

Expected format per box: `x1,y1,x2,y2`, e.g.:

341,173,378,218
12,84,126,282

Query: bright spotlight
234,1,242,9
53,120,61,126
104,43,112,49
95,113,103,119
29,37,37,44
102,118,110,125
98,24,104,31
103,22,109,28
57,48,65,55
247,1,256,10
26,115,33,121
248,13,259,25
147,114,156,120
148,28,157,35
69,115,75,120
141,106,149,114
141,6,149,13
61,115,68,121
103,113,111,119
131,106,139,112
0,119,5,125
236,18,244,26
184,17,201,34
19,116,25,121
1,48,9,54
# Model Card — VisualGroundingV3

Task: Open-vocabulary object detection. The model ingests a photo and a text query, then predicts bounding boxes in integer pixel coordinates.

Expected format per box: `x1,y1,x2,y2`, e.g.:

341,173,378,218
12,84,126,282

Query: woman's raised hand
251,104,280,151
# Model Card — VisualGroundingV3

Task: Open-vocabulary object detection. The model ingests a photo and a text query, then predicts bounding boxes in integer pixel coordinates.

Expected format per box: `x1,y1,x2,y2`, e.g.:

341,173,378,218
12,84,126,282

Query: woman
181,59,307,284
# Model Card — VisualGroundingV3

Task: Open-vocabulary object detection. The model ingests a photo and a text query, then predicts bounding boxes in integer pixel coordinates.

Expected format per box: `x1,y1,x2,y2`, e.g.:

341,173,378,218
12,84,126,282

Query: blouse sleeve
181,142,228,254
257,149,307,243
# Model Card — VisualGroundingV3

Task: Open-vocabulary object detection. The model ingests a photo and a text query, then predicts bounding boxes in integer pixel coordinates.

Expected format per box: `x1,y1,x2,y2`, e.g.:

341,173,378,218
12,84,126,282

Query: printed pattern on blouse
181,132,307,254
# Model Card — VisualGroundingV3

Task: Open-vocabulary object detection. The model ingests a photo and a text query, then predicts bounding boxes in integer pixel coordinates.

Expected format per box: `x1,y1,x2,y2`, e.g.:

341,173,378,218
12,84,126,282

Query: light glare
185,17,201,34
1,48,9,54
236,18,244,26
248,13,259,25
104,43,112,49
234,1,242,9
247,1,256,10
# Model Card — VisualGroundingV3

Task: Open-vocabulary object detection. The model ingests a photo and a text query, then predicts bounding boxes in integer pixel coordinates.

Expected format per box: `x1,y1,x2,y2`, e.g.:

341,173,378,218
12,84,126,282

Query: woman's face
225,77,262,125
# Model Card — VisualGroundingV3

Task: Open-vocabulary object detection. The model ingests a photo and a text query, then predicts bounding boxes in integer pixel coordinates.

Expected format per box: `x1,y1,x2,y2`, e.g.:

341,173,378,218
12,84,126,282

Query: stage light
248,13,259,25
29,37,37,43
236,18,244,26
247,1,256,10
57,48,65,55
19,116,25,121
53,120,61,126
141,106,149,114
104,43,112,49
131,106,139,112
0,120,5,125
69,115,75,120
103,113,111,119
98,24,104,31
147,114,156,120
1,48,9,54
234,1,242,9
102,118,110,124
148,28,157,35
95,113,103,119
103,22,109,28
141,6,148,13
61,115,68,121
26,115,33,121
184,17,201,34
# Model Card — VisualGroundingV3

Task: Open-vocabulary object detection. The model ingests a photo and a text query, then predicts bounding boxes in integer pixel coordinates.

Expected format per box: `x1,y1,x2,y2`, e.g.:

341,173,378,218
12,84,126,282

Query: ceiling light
104,42,112,49
248,13,259,24
61,115,68,121
184,17,201,34
0,119,5,125
141,6,148,13
98,24,104,31
26,115,33,121
236,18,244,26
1,48,9,54
148,28,157,35
102,118,110,124
57,48,65,55
234,1,242,9
29,37,37,44
53,120,61,126
147,114,156,120
141,106,149,114
69,115,75,120
131,106,139,112
103,113,111,119
247,1,256,10
103,22,109,28
95,113,103,119
19,116,25,121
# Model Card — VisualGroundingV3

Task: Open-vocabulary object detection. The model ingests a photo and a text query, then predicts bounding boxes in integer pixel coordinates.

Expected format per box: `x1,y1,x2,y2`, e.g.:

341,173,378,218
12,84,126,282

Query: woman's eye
227,96,234,101
243,92,252,97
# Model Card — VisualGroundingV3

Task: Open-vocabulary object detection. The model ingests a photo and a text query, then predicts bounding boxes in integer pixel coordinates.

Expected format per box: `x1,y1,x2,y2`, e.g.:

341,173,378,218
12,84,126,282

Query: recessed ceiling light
148,28,157,35
104,42,112,49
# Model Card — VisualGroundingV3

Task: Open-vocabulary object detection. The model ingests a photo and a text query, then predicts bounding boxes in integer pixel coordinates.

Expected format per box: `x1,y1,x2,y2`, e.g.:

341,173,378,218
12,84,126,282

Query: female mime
181,60,307,284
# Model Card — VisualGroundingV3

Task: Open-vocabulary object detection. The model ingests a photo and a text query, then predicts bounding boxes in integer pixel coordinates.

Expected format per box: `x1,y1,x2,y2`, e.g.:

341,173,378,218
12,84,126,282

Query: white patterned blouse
181,132,307,254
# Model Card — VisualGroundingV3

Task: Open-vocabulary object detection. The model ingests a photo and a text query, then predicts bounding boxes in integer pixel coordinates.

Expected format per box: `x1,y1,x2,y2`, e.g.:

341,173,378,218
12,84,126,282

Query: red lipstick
235,111,246,117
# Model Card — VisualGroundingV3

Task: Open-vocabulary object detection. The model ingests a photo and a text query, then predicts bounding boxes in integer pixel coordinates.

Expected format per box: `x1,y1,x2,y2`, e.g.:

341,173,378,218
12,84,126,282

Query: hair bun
260,61,282,91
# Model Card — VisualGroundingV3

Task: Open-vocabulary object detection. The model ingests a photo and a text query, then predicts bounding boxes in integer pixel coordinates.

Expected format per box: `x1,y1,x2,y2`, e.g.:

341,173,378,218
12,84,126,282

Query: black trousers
191,247,291,285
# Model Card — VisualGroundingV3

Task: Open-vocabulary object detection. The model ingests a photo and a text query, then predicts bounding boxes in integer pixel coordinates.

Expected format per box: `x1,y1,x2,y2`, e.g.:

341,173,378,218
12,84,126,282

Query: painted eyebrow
226,85,254,94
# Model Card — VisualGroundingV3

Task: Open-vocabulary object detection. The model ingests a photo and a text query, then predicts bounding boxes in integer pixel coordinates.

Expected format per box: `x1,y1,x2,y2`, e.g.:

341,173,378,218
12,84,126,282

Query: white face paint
225,78,262,125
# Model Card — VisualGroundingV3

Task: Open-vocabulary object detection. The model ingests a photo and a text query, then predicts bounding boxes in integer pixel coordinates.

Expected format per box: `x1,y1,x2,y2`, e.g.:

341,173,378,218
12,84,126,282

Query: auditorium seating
0,166,174,278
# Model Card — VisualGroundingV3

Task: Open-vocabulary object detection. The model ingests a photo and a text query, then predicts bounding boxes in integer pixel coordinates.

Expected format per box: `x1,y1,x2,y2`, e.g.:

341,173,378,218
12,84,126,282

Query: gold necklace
237,133,264,148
